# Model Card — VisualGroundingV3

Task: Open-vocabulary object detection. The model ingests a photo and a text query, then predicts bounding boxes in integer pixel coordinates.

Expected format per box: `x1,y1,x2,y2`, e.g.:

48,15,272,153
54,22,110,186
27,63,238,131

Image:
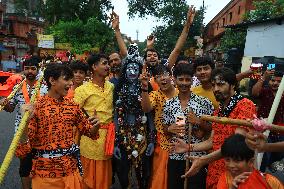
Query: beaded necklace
218,93,244,117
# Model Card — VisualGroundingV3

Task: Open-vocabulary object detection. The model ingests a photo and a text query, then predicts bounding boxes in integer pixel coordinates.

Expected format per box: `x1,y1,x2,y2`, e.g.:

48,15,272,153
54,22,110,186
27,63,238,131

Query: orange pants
149,146,169,189
32,172,82,189
81,156,112,189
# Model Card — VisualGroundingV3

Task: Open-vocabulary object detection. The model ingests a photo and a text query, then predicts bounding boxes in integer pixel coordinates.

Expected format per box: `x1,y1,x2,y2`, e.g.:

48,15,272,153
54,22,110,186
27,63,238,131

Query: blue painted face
126,63,139,82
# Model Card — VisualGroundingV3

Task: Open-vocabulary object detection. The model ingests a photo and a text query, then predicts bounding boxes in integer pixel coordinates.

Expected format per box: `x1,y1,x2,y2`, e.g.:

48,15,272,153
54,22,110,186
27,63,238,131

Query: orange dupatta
100,122,115,156
22,80,40,103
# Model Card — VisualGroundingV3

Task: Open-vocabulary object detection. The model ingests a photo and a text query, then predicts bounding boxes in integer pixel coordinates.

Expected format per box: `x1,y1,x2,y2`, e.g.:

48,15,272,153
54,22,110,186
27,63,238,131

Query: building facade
0,0,44,71
2,15,44,59
204,0,254,53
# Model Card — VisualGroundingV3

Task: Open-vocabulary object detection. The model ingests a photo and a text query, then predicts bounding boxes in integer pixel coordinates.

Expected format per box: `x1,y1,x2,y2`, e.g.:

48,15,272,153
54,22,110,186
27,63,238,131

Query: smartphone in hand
250,63,262,79
267,63,276,70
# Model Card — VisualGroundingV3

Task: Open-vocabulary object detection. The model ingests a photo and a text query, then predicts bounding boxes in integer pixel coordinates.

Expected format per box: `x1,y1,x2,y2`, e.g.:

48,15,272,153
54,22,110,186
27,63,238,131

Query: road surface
0,111,21,189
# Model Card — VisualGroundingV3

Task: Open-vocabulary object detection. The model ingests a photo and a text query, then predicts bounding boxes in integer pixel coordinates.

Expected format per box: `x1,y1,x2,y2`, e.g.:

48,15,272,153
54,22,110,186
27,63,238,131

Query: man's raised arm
111,11,128,58
168,5,196,69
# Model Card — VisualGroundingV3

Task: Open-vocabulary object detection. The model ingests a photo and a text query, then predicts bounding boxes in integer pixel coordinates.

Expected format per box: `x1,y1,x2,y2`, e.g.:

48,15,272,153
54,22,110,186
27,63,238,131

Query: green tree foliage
43,0,112,24
126,0,162,18
243,0,284,22
14,0,45,17
219,28,247,53
15,0,112,24
15,0,205,56
14,0,115,54
148,1,205,56
45,17,115,54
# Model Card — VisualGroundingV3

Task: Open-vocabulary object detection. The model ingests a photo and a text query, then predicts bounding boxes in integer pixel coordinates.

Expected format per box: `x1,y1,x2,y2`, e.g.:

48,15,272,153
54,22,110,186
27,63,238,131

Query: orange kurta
16,95,97,178
65,87,80,144
207,98,256,189
217,170,283,189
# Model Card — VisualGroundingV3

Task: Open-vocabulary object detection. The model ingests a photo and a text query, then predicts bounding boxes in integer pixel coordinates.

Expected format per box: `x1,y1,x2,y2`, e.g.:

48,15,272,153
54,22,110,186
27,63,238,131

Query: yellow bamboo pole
200,115,284,132
0,70,45,184
0,78,26,111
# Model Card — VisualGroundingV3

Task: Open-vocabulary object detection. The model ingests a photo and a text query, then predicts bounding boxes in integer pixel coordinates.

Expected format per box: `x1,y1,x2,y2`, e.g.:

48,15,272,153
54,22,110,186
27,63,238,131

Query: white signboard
38,34,54,49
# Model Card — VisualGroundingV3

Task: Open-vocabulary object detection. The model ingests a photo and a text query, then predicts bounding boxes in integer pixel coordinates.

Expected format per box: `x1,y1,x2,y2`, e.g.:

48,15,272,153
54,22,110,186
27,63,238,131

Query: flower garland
115,81,147,160
218,93,244,117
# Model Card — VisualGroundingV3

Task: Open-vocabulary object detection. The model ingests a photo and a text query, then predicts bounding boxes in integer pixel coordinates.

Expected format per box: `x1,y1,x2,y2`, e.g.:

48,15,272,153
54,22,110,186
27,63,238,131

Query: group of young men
1,6,284,189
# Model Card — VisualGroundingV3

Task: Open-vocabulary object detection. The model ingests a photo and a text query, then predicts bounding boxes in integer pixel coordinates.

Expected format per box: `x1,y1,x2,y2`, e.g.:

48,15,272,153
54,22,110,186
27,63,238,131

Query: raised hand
245,131,267,152
147,35,155,49
263,69,275,81
186,5,196,26
21,103,36,120
110,11,120,31
0,97,8,106
230,172,251,189
139,63,150,90
167,123,186,137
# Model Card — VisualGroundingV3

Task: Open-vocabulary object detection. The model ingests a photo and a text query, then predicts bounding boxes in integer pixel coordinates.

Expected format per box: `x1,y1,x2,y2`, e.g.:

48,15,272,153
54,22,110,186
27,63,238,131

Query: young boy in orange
15,63,100,189
217,134,283,189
